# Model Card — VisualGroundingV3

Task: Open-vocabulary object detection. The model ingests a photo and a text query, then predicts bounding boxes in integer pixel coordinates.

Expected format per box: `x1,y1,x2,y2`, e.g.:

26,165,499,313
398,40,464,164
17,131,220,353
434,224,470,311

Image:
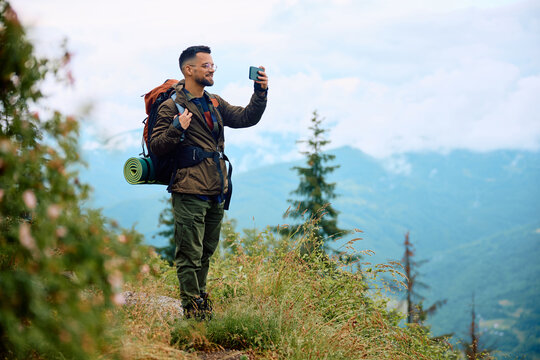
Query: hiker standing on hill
149,45,268,318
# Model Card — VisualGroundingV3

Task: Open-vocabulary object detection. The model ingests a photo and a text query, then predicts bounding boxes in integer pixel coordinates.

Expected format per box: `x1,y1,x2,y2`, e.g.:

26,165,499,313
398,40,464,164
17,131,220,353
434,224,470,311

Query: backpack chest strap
168,146,232,210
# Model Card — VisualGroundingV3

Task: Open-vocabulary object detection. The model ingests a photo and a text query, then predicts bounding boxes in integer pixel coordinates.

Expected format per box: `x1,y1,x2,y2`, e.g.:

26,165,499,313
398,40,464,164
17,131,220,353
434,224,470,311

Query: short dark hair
179,45,211,72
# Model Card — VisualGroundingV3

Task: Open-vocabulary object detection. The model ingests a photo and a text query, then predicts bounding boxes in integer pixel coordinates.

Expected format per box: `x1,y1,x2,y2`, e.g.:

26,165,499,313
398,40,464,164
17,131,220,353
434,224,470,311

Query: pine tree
463,293,493,359
467,294,479,359
401,232,447,325
154,197,175,264
284,110,347,253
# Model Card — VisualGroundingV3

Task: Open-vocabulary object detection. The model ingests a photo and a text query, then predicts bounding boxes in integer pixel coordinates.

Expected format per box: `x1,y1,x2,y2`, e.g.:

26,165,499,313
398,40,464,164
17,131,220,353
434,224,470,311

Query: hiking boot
183,297,205,320
200,291,214,320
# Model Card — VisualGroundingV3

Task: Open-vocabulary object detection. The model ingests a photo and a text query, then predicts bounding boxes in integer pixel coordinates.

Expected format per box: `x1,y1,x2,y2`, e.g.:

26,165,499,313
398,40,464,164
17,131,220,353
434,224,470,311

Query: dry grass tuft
109,215,457,359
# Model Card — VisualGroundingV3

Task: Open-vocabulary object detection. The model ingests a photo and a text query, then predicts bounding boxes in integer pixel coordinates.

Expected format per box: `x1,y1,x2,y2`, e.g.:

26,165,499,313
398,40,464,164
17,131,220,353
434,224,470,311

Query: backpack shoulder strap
170,92,185,114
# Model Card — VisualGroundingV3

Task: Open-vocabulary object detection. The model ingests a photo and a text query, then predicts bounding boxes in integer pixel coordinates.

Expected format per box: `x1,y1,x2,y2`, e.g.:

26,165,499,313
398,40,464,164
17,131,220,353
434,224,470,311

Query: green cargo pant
172,193,224,308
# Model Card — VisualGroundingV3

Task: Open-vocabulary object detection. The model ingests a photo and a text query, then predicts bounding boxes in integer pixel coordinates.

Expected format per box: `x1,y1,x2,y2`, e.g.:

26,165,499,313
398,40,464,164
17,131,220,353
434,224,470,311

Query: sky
11,0,540,172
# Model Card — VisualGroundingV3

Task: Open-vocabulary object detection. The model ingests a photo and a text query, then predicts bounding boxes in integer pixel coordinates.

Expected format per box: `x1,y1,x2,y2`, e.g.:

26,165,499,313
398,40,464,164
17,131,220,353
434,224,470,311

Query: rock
121,291,183,321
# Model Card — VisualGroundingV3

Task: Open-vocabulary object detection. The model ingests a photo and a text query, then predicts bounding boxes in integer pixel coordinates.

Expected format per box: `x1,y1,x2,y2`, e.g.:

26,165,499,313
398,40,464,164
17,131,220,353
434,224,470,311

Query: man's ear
182,65,192,77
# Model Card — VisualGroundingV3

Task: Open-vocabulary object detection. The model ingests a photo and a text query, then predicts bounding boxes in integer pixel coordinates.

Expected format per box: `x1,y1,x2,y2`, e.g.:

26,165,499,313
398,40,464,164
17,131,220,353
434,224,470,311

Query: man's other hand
173,110,192,131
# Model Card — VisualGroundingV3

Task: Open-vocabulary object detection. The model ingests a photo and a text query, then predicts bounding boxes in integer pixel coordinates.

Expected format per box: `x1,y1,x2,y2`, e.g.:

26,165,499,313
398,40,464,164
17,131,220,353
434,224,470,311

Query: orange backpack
142,79,179,151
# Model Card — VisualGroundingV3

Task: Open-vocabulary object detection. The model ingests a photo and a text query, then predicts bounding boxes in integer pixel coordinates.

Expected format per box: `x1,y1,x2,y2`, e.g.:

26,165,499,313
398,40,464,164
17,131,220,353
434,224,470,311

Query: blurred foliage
0,1,149,358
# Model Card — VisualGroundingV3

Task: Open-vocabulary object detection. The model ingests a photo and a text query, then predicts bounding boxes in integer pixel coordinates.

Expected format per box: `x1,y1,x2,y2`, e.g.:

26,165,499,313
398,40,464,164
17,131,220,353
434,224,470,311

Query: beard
196,75,214,87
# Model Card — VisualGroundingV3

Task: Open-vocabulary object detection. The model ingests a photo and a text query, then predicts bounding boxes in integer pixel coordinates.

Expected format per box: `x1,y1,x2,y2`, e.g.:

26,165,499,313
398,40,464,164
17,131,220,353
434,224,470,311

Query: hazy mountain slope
225,146,540,357
424,222,540,356
81,145,540,357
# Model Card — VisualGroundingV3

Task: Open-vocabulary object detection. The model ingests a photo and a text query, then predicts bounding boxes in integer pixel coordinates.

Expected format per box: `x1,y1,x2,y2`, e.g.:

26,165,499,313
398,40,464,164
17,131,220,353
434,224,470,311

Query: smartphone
249,66,262,81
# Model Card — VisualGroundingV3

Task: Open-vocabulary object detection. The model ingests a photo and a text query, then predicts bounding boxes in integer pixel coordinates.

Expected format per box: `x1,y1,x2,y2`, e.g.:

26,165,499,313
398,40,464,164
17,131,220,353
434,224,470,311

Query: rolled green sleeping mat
123,157,158,184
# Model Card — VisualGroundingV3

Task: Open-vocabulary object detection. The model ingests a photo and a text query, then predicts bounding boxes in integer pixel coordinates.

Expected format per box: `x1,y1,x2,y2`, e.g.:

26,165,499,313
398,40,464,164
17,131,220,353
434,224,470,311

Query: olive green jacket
149,80,267,195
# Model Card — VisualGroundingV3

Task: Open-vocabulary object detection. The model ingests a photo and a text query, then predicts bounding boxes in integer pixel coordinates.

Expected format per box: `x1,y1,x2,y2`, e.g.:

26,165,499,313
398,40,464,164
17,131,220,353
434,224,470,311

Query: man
149,45,268,318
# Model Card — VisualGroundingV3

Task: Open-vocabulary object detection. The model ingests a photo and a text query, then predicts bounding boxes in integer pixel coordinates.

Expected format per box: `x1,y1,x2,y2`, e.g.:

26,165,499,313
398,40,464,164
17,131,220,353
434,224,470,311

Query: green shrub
207,303,281,350
0,2,148,358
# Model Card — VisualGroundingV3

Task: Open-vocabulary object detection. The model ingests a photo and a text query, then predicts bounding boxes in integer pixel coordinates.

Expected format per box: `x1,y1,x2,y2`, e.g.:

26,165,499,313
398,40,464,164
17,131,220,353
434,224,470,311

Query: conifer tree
284,110,347,253
154,197,175,264
463,293,492,359
467,294,480,359
401,232,446,325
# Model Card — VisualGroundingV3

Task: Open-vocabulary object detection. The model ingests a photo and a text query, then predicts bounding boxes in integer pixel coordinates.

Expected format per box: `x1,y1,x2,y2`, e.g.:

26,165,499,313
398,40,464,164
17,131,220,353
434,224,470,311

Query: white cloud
382,156,413,176
330,57,540,157
10,0,540,170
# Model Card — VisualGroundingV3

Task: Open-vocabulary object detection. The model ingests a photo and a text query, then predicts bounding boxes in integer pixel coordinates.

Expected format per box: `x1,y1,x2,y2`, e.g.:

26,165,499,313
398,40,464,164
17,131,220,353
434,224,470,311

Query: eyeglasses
188,63,217,71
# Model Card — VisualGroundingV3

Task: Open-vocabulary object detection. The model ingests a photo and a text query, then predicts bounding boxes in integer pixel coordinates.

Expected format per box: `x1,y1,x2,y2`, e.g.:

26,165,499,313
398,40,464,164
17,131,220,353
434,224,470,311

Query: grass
111,215,460,359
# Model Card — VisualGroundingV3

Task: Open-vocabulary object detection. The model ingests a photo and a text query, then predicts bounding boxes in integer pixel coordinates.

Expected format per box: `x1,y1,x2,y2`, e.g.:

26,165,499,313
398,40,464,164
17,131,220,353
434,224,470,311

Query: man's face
188,52,215,87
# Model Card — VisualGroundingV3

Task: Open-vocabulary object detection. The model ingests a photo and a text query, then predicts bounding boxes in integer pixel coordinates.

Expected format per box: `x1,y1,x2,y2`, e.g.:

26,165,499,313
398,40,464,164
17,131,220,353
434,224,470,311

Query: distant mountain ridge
82,145,540,358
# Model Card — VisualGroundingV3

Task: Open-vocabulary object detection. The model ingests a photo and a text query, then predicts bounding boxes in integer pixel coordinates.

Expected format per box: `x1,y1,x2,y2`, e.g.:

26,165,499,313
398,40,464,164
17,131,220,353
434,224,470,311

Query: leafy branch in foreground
0,2,149,358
